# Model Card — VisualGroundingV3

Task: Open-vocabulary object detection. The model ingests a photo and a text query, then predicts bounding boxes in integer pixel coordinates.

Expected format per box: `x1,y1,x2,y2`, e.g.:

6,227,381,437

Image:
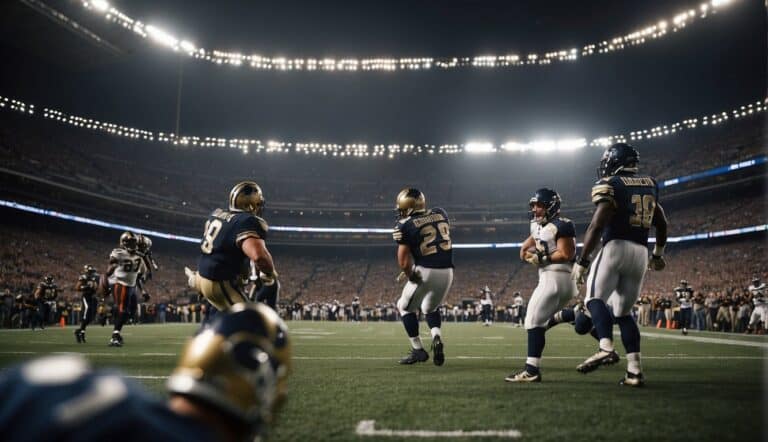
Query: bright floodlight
557,138,587,151
146,25,179,49
529,140,556,153
501,142,527,152
465,142,495,153
180,40,196,52
91,0,110,12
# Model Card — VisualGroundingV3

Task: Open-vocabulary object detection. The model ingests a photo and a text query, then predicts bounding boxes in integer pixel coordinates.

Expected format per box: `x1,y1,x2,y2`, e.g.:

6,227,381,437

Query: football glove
259,270,278,286
571,256,590,286
648,244,666,271
524,249,550,267
648,255,666,271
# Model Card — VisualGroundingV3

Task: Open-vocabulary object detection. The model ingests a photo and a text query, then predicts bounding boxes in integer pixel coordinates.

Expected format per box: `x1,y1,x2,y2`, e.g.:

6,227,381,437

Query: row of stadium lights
2,94,765,156
81,0,738,72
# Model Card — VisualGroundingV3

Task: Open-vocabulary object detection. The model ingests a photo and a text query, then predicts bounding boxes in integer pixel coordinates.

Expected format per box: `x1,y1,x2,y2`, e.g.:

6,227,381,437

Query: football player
106,231,143,347
505,188,577,383
747,277,767,334
675,280,694,335
185,181,280,311
74,265,100,343
136,234,157,304
480,286,493,326
571,143,668,387
32,275,58,329
0,303,291,442
392,188,453,365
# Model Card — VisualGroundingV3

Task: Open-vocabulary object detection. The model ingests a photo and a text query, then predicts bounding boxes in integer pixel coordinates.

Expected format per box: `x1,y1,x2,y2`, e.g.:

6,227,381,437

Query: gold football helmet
119,231,138,252
137,235,152,253
395,188,426,218
229,181,265,216
167,303,291,438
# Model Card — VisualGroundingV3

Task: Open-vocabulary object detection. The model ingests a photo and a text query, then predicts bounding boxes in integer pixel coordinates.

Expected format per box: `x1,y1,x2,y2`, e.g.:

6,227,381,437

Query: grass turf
0,321,765,441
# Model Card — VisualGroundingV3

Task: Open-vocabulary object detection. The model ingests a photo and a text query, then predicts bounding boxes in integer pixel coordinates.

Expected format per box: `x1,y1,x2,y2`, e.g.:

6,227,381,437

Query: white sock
409,337,423,350
526,357,541,368
599,338,614,352
430,327,441,339
627,352,642,375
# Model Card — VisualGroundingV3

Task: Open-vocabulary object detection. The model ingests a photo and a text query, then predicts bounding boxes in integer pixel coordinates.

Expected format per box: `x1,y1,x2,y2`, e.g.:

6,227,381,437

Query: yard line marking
293,355,763,360
355,420,521,438
126,375,169,379
641,332,768,348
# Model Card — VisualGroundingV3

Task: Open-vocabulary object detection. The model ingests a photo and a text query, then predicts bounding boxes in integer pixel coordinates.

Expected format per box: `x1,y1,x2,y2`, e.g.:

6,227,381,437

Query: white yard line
355,420,521,438
641,331,768,348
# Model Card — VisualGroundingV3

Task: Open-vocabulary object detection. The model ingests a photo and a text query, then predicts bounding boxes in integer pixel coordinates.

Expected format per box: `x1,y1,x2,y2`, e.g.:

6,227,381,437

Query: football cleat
576,349,619,373
398,348,429,365
108,338,122,347
619,371,645,387
431,336,445,366
504,368,542,383
682,328,688,336
74,330,84,344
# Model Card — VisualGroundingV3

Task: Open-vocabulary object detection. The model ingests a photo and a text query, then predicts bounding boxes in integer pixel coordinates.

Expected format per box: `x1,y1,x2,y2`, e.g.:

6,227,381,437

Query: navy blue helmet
598,143,639,178
529,188,561,224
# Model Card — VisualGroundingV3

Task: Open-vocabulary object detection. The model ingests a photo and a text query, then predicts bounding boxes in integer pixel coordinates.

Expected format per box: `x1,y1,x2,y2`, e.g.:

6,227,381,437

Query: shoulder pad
591,181,617,207
251,215,269,232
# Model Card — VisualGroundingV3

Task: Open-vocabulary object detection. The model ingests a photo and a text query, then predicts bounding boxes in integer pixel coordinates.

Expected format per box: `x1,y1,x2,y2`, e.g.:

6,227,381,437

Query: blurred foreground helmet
120,231,138,252
598,143,639,178
167,303,291,438
395,188,426,218
229,181,265,216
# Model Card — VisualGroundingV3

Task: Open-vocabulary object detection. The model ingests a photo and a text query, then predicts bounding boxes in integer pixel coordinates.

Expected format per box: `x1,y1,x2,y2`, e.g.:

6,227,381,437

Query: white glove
571,257,590,286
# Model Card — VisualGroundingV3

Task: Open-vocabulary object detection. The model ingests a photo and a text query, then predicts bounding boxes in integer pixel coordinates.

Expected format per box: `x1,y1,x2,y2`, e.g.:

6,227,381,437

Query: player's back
198,208,268,281
592,173,659,247
393,207,453,269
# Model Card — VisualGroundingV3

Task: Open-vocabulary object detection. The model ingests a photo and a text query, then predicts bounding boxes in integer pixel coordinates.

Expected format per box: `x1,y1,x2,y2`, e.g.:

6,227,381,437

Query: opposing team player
185,181,280,311
675,280,694,335
136,234,157,303
505,188,577,383
480,286,494,326
747,277,766,334
571,143,668,387
0,303,291,442
32,275,57,330
74,265,100,343
106,231,143,347
392,188,453,365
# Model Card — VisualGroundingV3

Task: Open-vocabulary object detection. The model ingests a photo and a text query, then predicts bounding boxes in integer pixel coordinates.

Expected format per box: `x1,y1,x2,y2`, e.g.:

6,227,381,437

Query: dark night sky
0,0,765,144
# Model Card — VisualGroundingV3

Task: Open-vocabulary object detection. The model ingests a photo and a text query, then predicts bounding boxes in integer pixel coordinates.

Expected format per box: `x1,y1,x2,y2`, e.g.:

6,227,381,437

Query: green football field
0,321,765,441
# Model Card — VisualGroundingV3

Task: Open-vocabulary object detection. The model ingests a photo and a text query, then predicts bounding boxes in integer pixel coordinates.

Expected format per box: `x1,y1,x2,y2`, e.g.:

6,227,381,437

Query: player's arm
648,202,668,271
396,244,421,283
572,202,615,284
241,237,277,282
519,235,535,261
33,285,42,299
550,236,576,263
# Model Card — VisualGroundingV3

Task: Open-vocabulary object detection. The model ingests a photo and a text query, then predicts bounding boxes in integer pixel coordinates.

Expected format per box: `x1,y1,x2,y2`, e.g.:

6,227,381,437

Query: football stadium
0,0,765,440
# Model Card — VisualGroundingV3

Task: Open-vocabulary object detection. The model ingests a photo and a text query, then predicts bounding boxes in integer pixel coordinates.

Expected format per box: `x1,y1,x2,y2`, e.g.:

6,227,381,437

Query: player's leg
613,243,647,386
578,244,621,373
110,285,127,346
397,269,430,364
421,268,452,366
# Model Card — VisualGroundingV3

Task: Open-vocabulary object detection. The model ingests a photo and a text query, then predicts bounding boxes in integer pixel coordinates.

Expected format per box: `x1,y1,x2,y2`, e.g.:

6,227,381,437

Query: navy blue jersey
0,356,214,442
591,174,659,247
198,209,268,281
393,208,453,269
